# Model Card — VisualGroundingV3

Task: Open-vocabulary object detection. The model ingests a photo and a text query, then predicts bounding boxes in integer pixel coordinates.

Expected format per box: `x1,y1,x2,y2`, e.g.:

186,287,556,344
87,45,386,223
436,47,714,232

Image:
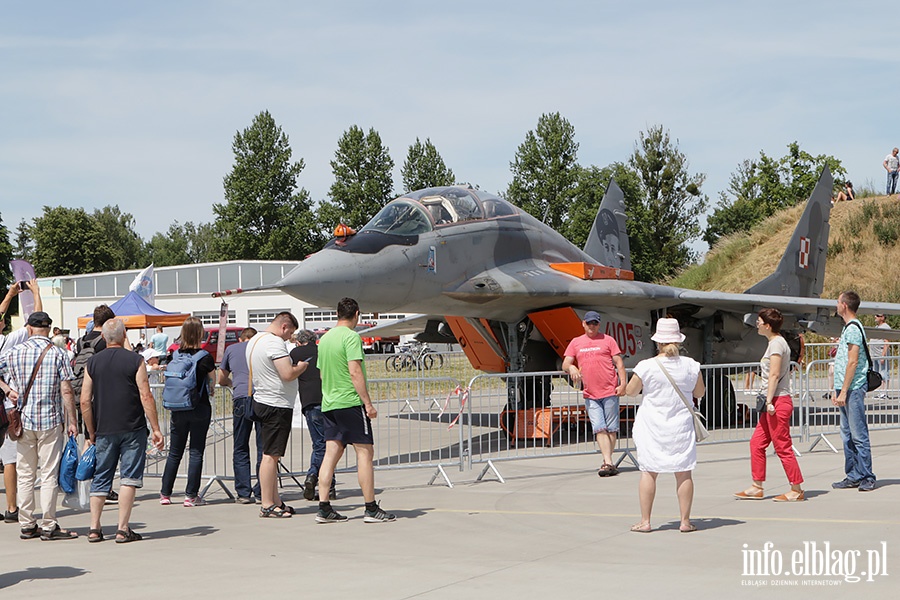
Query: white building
34,260,408,340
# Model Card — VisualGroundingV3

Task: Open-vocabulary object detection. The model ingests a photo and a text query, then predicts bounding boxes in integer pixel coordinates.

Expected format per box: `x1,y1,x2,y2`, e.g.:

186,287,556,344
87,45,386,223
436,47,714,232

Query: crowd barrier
139,354,900,493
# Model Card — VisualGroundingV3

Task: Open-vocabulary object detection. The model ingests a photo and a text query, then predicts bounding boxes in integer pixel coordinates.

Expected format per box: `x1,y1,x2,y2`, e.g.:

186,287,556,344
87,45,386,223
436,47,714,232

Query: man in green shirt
315,298,395,523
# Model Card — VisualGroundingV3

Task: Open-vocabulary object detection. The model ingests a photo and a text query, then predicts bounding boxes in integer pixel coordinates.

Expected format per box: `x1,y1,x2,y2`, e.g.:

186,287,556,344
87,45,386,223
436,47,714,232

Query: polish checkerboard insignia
798,237,810,269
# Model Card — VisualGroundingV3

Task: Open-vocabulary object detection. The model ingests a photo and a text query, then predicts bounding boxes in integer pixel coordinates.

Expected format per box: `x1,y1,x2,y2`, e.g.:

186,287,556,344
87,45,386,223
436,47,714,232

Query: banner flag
9,259,36,317
129,264,155,305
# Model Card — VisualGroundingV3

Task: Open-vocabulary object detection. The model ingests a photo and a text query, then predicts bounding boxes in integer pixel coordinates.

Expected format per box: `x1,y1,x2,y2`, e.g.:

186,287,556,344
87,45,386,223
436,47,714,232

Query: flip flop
630,523,652,533
680,524,698,533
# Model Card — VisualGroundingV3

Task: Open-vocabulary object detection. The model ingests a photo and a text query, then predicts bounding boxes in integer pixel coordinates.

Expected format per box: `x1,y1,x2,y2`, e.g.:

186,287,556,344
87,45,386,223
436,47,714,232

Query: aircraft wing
358,315,437,337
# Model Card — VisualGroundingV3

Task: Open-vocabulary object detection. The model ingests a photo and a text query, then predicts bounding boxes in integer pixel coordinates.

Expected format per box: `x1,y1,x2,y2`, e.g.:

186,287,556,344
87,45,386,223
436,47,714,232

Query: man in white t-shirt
884,148,900,195
246,312,307,518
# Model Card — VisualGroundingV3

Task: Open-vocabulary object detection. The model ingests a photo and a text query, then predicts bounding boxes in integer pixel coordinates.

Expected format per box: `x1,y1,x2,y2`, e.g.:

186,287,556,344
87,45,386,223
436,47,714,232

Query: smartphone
18,281,28,291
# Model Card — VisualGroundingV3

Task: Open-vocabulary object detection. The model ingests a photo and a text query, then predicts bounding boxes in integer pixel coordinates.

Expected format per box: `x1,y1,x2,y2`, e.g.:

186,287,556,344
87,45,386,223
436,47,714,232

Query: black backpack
70,334,100,398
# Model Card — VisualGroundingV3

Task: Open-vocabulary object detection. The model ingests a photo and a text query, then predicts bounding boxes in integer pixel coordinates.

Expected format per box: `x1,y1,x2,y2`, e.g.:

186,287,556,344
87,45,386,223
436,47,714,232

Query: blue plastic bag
75,444,96,481
59,435,79,494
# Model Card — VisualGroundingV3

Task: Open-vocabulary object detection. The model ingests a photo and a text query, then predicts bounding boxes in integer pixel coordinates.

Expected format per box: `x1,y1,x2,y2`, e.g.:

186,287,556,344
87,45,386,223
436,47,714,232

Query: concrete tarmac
1,429,898,599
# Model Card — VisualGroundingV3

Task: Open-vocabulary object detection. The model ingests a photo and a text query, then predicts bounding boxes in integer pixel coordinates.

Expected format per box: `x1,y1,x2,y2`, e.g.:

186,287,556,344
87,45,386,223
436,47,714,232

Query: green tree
318,125,395,232
628,125,708,282
31,206,109,276
565,163,643,249
213,110,321,261
505,112,580,232
94,205,146,270
0,213,13,291
401,137,455,191
146,221,217,267
704,143,846,246
13,219,34,264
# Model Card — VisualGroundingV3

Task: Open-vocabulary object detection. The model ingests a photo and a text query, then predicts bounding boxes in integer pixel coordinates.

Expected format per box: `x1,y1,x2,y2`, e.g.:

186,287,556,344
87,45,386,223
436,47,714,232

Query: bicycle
384,342,444,372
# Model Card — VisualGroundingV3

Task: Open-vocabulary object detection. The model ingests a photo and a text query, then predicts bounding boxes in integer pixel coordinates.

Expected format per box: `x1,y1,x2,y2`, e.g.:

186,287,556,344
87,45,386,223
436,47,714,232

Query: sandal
41,524,78,540
88,528,104,543
278,502,296,515
630,522,652,533
20,525,39,540
115,528,142,543
598,463,618,477
680,524,698,533
260,504,292,518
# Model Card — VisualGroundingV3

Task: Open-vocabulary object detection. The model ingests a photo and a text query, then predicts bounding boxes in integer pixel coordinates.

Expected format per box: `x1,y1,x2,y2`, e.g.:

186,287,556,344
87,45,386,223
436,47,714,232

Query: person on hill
835,181,855,202
885,148,899,195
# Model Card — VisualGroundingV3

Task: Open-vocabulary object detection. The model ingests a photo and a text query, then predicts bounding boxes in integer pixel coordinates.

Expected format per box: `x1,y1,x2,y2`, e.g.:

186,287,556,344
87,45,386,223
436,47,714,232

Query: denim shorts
91,429,148,496
585,396,620,433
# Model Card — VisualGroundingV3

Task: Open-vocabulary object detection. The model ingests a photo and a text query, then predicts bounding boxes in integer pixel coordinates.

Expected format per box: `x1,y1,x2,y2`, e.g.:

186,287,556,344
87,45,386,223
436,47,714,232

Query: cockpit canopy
360,187,517,235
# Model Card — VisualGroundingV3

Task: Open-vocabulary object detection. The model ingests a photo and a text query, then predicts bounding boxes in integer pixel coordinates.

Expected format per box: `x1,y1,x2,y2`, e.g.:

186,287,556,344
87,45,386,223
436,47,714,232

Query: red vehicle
355,323,399,354
168,326,244,363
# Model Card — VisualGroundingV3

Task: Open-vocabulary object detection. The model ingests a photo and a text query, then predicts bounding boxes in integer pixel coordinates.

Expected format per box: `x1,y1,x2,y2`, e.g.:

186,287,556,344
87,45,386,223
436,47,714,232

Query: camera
18,281,28,291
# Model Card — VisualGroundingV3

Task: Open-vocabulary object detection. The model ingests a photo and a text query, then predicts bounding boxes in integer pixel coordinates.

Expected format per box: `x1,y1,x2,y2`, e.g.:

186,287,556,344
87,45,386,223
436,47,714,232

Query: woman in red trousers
734,308,805,502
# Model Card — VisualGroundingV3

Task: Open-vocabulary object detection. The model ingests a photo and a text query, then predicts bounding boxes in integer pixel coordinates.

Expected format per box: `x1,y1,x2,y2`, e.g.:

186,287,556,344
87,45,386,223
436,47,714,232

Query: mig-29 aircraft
215,168,899,417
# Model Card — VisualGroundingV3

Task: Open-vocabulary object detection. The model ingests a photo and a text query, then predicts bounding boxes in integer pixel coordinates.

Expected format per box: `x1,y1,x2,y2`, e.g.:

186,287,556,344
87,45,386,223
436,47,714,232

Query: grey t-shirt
760,336,791,397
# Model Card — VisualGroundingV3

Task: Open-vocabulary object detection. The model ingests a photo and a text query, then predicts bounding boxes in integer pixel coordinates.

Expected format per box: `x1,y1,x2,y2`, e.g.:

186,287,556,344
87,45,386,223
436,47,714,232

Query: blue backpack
163,349,209,411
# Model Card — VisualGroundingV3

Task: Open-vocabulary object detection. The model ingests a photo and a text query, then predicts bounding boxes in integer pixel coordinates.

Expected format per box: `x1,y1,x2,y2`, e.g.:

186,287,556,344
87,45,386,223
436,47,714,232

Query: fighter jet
272,167,896,382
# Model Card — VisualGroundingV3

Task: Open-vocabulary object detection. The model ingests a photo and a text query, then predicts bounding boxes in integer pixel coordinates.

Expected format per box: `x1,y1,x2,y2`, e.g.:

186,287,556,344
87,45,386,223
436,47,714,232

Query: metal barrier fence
804,341,899,364
144,375,467,495
803,356,900,453
138,354,900,493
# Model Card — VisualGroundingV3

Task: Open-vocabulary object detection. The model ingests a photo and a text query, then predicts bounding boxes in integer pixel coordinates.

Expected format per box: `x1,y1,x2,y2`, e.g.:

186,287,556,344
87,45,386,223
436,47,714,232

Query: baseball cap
583,311,601,323
27,311,53,327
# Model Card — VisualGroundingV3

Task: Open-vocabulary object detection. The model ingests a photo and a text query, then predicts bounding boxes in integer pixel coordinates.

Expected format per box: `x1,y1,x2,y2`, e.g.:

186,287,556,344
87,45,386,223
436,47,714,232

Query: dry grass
673,195,900,303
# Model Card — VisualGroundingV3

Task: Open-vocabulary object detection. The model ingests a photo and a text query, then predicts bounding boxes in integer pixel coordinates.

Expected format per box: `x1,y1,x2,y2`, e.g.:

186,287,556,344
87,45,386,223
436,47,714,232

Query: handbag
6,343,52,441
654,358,709,443
755,392,767,413
847,322,883,392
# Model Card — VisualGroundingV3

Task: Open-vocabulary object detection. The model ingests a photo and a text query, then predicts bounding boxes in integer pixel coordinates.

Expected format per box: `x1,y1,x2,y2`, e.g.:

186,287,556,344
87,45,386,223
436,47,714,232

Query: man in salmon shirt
563,311,627,477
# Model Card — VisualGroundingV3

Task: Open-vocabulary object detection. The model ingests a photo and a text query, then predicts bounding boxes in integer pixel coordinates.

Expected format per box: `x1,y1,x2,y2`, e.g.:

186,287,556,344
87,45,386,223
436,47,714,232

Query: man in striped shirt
0,311,79,540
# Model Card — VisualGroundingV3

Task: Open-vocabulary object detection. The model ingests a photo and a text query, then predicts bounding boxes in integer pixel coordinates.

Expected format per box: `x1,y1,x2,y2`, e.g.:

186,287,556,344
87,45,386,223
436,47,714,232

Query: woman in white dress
625,318,705,533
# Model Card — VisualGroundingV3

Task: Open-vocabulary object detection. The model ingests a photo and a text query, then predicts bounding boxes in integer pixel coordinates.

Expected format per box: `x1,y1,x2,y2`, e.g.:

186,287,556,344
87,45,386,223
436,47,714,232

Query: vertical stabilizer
745,166,833,298
583,179,631,270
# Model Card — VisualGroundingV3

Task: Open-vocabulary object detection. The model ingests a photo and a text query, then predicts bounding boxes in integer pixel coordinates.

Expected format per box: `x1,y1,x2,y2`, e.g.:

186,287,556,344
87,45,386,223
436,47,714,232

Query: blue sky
1,1,895,255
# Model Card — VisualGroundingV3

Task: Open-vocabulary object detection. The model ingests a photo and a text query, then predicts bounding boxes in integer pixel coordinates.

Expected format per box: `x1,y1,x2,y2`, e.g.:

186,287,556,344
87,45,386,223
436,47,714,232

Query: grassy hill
671,194,900,304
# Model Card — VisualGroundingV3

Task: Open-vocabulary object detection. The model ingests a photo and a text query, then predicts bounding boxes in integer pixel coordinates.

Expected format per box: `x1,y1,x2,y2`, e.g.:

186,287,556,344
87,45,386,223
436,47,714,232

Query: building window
193,311,236,326
303,309,338,323
249,310,290,326
157,270,177,295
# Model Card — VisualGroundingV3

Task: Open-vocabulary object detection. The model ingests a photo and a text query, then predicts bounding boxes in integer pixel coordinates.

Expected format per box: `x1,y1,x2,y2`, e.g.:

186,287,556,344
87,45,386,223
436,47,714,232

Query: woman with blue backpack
159,317,217,507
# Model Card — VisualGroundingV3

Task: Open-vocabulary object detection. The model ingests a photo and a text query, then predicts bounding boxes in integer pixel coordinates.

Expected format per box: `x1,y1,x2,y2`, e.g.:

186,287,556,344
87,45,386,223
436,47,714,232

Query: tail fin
583,178,632,270
744,166,833,297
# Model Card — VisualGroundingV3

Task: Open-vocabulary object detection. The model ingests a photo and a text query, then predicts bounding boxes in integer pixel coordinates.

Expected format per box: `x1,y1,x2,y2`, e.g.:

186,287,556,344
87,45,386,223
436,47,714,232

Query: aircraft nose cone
277,250,362,308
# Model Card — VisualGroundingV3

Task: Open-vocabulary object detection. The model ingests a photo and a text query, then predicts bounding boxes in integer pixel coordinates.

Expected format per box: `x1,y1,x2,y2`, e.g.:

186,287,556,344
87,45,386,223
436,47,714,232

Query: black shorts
252,399,293,457
323,406,374,446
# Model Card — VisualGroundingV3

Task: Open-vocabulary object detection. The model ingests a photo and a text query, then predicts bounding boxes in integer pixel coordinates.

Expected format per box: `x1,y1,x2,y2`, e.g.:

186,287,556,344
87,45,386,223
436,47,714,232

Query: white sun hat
650,318,686,343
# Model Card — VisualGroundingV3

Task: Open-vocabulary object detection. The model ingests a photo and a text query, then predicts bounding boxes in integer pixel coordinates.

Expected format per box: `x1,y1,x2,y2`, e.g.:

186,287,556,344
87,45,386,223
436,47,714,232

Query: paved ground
1,429,898,599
